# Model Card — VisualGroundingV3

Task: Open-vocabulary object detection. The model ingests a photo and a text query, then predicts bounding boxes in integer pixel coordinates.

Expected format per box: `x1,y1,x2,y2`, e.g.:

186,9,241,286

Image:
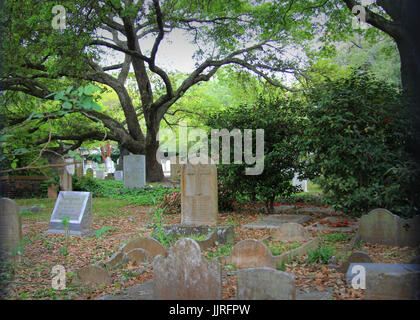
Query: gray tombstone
237,268,296,300
123,155,146,189
45,191,93,236
94,169,106,180
0,198,22,261
153,238,222,300
114,170,123,181
346,263,420,300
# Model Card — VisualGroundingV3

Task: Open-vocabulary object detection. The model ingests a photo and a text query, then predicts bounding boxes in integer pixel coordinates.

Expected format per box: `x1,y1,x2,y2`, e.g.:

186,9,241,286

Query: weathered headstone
153,238,222,300
225,239,276,269
76,264,112,286
123,155,146,189
59,169,72,191
237,268,296,300
75,161,83,177
0,198,22,261
338,251,373,273
272,222,311,242
114,170,123,181
47,183,58,199
359,209,420,247
45,191,93,236
121,236,167,258
126,248,152,265
346,263,420,300
180,162,218,226
94,169,106,180
243,214,312,230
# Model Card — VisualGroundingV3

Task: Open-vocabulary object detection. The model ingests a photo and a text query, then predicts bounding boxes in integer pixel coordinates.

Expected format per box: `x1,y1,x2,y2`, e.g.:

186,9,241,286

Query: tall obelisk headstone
180,161,218,226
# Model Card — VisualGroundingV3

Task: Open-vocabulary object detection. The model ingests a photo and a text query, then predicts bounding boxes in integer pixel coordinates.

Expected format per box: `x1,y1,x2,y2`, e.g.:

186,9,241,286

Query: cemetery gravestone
237,268,296,300
123,155,146,189
59,169,72,191
114,170,123,181
0,198,22,261
359,208,420,247
45,191,93,236
153,238,222,300
272,222,311,242
181,162,218,226
94,169,106,180
346,263,420,300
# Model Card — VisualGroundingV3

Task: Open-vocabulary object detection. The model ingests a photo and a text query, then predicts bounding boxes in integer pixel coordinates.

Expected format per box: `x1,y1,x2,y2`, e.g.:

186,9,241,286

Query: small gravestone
45,191,93,236
59,169,72,191
121,236,167,258
76,264,112,286
346,263,420,300
47,183,58,199
272,223,311,242
359,209,420,247
243,214,312,230
123,155,146,189
338,251,373,273
94,169,106,180
237,268,296,300
114,170,123,181
126,248,152,265
153,238,222,300
0,198,22,261
225,239,275,269
181,162,218,226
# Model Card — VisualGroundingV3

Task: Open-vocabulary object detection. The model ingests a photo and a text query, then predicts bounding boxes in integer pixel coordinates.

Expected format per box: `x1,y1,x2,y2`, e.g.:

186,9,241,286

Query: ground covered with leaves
2,198,417,300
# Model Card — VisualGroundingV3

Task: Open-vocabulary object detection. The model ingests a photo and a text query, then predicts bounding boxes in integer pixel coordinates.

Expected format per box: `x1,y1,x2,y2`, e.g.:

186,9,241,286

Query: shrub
158,191,181,214
207,97,305,213
301,71,418,217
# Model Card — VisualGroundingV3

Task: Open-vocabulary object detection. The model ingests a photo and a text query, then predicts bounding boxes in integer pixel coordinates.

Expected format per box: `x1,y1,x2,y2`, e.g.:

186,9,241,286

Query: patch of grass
307,245,335,264
178,234,209,242
264,241,301,256
276,260,287,271
205,243,233,261
321,232,351,243
15,199,55,221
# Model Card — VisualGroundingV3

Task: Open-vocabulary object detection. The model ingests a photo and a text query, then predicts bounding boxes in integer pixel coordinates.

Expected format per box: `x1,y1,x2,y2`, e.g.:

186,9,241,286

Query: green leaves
301,71,416,217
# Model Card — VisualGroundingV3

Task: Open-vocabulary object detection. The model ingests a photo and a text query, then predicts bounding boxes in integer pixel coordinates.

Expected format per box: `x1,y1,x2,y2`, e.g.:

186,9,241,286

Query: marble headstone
45,191,93,236
181,162,218,226
123,155,146,189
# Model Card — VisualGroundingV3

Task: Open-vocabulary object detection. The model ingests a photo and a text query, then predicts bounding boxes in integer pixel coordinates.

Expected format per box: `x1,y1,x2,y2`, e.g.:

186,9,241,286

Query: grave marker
123,155,146,189
153,238,222,300
181,162,218,226
45,191,93,236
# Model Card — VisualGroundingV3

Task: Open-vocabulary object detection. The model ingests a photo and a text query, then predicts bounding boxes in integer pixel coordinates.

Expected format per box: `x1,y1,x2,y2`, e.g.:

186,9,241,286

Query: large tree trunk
145,127,164,182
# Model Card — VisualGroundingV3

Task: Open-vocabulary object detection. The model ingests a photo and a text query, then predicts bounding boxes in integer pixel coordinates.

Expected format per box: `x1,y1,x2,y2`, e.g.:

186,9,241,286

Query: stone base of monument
164,224,234,245
44,228,95,237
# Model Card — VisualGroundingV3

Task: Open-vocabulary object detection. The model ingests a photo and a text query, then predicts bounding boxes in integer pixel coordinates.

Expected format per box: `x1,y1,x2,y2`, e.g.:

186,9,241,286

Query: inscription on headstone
181,162,218,226
45,191,93,236
123,155,146,189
